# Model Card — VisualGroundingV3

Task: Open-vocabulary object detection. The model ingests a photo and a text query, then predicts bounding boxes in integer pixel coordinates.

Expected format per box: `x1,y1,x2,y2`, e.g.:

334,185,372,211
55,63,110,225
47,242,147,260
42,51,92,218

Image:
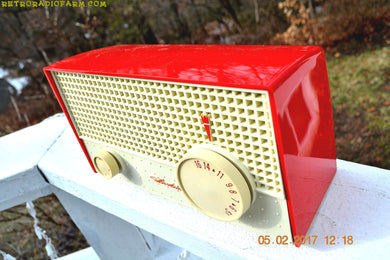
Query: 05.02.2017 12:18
258,235,354,246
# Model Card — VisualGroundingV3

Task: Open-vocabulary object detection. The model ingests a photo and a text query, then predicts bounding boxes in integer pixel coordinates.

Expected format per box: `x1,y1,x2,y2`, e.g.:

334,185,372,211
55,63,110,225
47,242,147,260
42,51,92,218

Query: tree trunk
218,0,242,29
169,0,191,40
133,0,158,44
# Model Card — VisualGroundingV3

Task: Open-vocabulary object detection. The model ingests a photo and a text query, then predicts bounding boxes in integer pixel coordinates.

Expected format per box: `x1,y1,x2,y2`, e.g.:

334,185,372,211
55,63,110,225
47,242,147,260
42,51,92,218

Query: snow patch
0,250,16,260
0,67,9,78
6,77,30,95
26,201,59,259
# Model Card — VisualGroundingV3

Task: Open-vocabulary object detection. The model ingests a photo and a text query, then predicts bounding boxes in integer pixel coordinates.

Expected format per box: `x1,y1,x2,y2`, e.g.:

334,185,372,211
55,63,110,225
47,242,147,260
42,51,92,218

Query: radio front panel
51,71,285,199
81,139,293,242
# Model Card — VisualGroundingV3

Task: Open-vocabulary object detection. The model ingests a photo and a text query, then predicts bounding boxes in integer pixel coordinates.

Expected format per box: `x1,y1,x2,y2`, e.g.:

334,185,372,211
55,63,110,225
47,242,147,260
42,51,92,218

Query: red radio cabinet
44,45,336,246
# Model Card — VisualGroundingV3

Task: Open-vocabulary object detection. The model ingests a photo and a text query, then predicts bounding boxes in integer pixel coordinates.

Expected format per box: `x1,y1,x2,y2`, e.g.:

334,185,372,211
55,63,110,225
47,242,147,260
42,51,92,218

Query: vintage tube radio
44,45,337,245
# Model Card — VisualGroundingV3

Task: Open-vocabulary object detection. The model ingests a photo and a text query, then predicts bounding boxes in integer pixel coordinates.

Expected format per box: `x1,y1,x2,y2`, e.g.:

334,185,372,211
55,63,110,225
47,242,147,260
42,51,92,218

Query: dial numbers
177,145,255,222
180,159,243,220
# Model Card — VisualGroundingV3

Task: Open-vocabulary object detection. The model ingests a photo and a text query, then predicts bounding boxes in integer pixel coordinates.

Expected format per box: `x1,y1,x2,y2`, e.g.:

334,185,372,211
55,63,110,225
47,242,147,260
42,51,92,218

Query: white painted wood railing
1,114,389,260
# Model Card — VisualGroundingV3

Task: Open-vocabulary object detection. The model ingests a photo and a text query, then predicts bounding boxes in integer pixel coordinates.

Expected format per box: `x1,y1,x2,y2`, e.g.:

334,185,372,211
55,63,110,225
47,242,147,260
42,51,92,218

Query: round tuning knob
176,145,255,221
93,151,120,179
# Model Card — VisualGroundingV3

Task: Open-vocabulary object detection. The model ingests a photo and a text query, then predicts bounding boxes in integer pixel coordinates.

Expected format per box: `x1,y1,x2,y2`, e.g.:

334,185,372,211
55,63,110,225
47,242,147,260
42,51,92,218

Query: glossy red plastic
44,45,337,244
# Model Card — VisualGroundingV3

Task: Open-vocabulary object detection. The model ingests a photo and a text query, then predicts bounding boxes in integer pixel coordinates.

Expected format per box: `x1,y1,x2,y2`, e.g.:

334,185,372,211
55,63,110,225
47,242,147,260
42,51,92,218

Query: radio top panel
44,44,324,91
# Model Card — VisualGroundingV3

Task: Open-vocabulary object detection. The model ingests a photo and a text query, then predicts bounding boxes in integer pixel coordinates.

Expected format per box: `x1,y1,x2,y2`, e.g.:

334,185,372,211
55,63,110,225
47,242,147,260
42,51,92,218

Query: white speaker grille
52,71,284,197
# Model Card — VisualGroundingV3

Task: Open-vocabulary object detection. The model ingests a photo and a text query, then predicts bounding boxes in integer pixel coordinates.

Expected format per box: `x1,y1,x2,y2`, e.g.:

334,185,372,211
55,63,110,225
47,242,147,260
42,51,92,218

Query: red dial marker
201,115,212,142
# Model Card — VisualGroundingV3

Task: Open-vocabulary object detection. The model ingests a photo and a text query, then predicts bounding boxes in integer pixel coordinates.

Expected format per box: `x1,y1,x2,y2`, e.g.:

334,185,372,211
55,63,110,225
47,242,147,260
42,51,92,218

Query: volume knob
93,151,120,179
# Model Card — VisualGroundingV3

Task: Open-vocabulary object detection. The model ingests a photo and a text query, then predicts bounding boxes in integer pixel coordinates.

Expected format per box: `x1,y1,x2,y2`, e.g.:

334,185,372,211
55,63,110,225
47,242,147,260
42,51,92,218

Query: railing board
1,114,389,259
0,115,67,210
37,115,390,259
57,247,99,260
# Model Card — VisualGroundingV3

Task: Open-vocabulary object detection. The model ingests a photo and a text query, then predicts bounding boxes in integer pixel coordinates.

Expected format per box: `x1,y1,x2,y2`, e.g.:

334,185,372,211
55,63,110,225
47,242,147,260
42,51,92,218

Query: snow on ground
0,67,30,95
6,77,30,95
0,67,8,78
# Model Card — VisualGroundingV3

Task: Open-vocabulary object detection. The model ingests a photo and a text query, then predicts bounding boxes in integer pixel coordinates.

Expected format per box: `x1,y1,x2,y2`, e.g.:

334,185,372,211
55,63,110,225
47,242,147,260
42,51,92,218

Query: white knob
177,145,255,221
93,151,120,179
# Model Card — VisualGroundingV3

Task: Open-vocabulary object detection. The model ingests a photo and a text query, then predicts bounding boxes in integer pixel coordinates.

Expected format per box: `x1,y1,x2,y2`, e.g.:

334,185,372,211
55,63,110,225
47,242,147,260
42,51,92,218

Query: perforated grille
52,71,284,197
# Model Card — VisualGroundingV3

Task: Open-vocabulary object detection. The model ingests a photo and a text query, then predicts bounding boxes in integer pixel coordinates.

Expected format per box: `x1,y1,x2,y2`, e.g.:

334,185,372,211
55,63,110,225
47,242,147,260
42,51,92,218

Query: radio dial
177,145,255,221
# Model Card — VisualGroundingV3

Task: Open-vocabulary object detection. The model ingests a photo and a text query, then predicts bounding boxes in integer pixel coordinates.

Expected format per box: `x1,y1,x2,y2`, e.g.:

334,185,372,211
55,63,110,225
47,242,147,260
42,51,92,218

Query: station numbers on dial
193,159,242,218
177,145,255,222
